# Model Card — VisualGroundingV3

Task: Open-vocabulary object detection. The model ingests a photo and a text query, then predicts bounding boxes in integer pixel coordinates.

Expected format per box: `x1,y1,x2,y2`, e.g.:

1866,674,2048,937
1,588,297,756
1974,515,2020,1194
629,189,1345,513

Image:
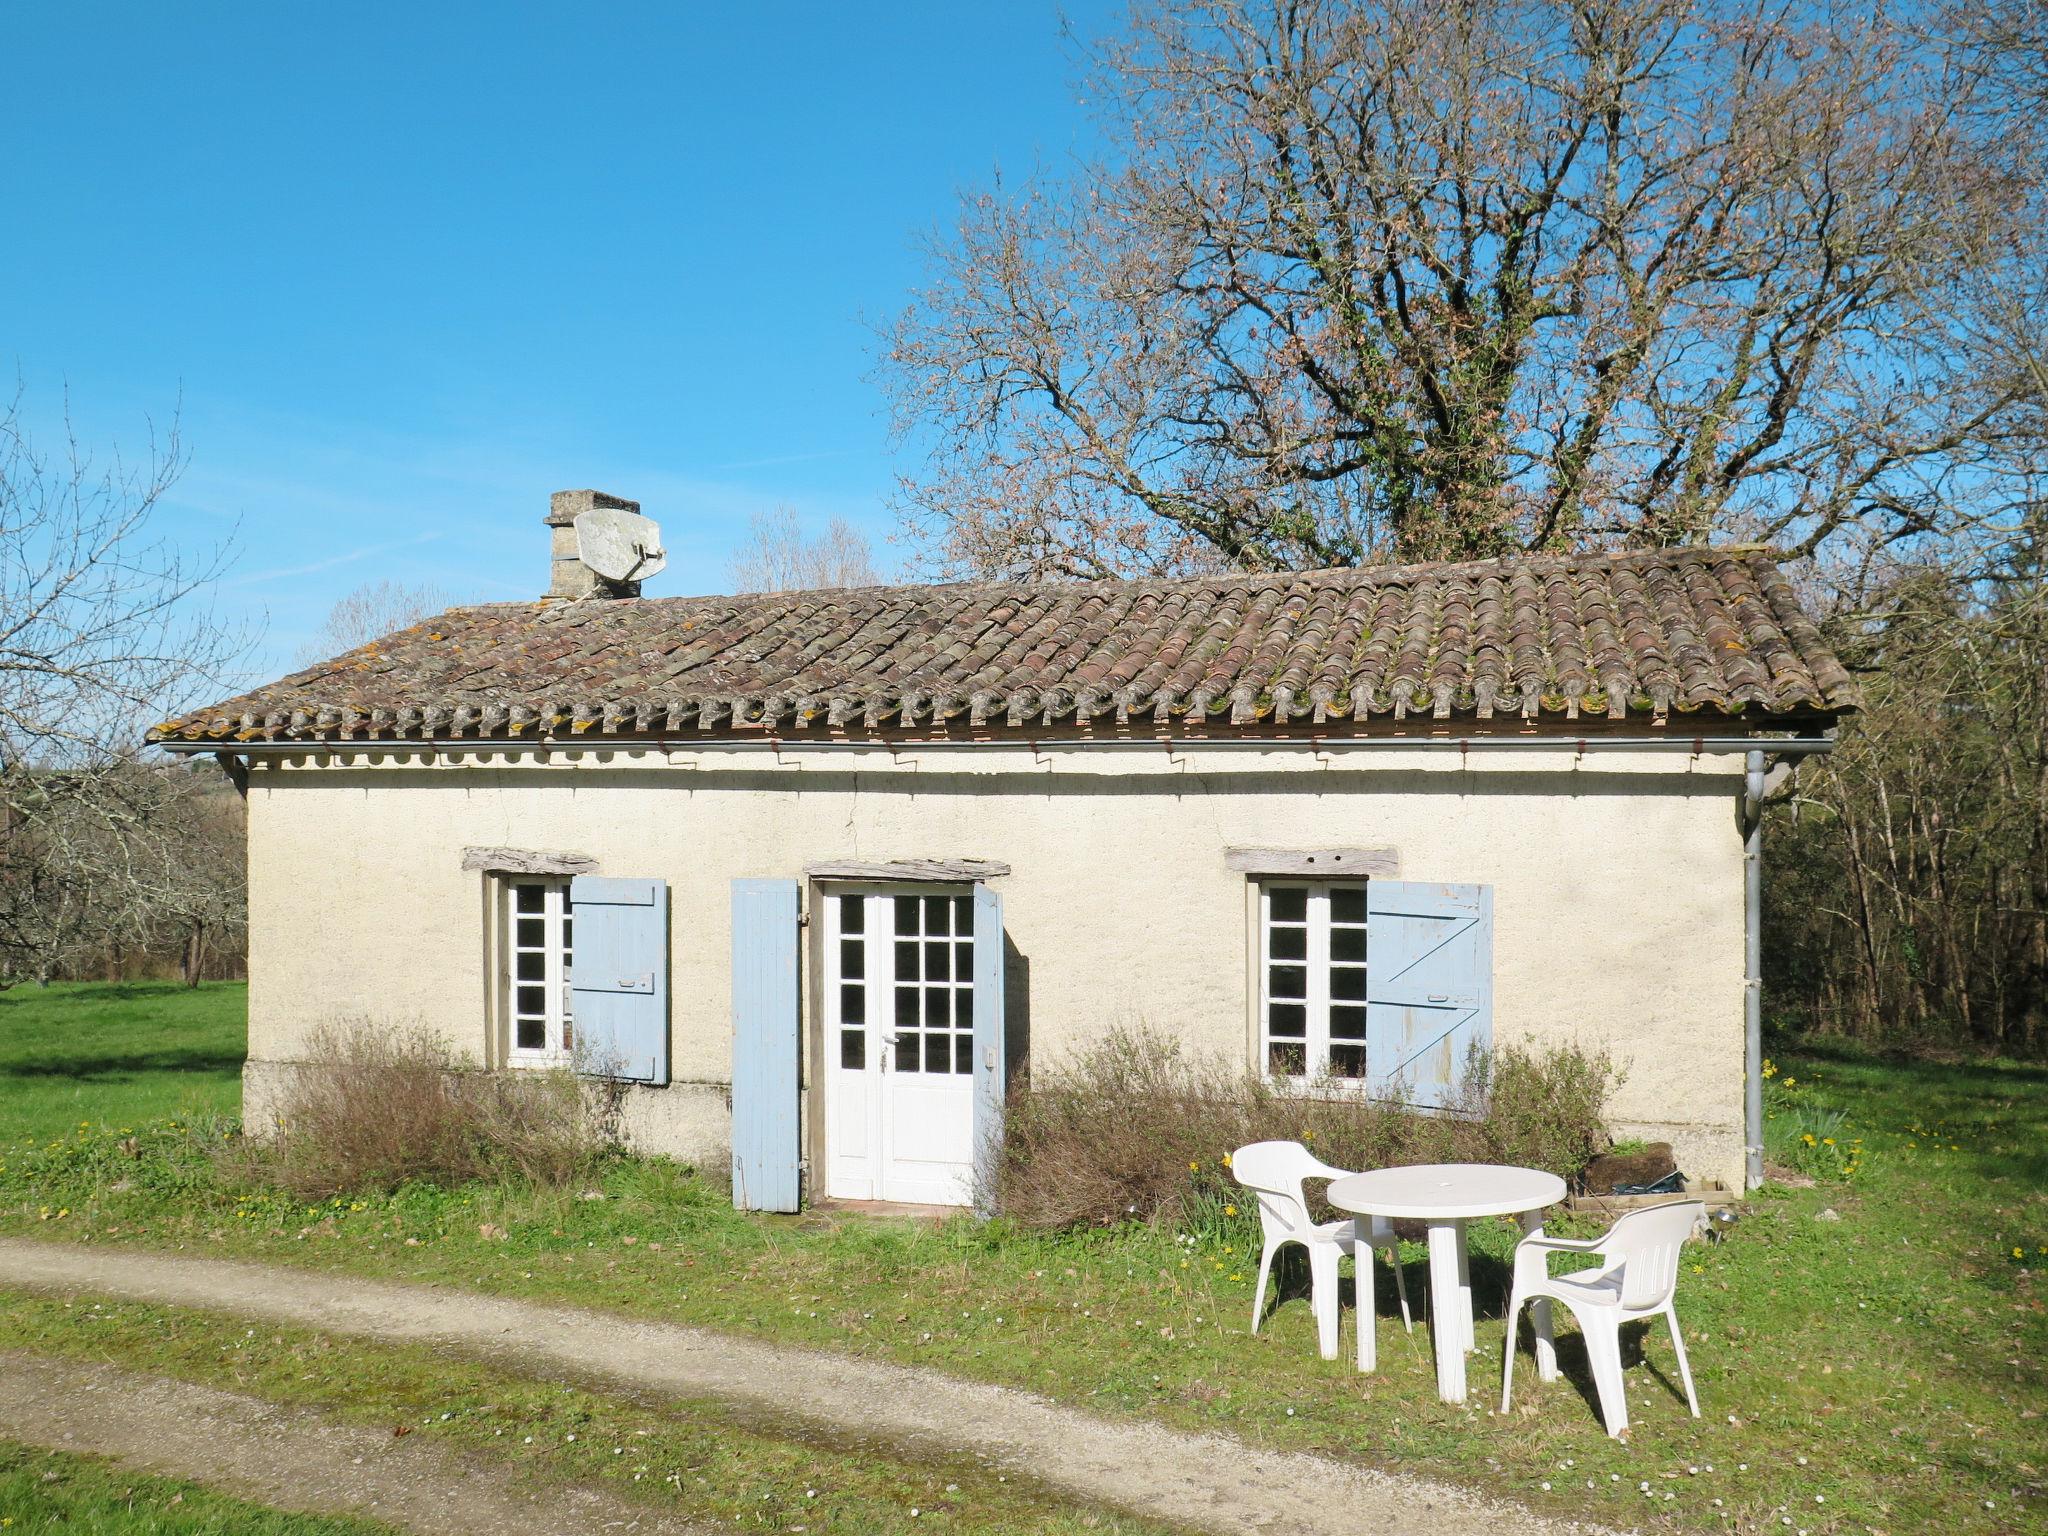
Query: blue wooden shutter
730,878,800,1212
1366,881,1492,1109
971,883,1006,1216
567,876,670,1085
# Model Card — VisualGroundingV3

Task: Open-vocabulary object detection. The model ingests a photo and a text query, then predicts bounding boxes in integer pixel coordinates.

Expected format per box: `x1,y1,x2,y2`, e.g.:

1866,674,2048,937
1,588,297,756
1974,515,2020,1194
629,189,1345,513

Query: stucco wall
241,742,1749,1188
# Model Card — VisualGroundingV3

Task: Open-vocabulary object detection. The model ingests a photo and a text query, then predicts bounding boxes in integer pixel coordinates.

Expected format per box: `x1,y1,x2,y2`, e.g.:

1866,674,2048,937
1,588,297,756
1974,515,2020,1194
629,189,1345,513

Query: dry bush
992,1027,1617,1229
236,1021,601,1199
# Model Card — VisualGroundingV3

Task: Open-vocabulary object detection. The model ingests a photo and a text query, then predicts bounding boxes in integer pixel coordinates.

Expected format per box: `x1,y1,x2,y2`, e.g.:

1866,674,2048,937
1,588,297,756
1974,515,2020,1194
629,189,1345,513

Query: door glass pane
1269,886,1308,922
1330,1043,1367,1078
954,940,973,978
1331,926,1367,963
1330,886,1366,923
894,894,920,934
951,895,971,933
515,883,545,913
925,941,950,981
1331,967,1367,1002
515,918,545,948
840,1030,865,1070
1269,925,1307,960
840,984,865,1025
516,1016,546,1051
840,939,864,979
1268,964,1306,1000
840,895,865,934
925,1033,951,1073
924,989,949,1026
895,1033,919,1072
1331,1004,1368,1039
1268,1002,1306,1038
516,985,545,1017
516,950,544,981
954,1034,974,1075
895,941,920,980
1269,1040,1307,1075
895,987,918,1026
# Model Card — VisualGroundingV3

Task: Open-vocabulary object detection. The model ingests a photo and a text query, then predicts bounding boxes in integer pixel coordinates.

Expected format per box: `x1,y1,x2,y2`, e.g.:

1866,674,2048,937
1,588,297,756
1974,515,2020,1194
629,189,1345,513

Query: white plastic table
1326,1163,1567,1404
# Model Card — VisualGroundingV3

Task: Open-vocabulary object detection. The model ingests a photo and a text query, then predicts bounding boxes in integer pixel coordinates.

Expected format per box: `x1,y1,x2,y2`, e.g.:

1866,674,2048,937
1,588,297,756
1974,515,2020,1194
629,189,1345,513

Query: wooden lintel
804,858,1010,884
1224,846,1399,878
461,846,600,876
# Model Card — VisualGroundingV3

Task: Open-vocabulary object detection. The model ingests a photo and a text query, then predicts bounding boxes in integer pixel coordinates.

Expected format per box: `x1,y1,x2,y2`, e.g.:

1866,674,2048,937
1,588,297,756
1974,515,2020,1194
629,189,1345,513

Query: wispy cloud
230,531,442,587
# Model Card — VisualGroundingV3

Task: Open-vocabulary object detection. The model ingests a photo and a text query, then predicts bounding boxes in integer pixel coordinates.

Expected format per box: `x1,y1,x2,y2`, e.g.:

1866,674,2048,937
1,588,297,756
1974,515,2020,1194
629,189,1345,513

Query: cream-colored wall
242,743,1749,1188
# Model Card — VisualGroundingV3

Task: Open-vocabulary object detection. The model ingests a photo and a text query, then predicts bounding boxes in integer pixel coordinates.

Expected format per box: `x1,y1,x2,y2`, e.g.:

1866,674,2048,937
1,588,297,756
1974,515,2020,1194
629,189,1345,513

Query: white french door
821,886,977,1205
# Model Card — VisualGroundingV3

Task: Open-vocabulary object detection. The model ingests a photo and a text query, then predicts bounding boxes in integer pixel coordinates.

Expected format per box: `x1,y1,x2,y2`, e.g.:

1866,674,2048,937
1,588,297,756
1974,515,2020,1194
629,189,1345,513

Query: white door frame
820,883,977,1205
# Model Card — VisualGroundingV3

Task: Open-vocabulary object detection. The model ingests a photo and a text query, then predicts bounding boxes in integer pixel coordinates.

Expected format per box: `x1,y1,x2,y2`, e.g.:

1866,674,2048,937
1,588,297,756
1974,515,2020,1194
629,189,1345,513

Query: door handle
1427,994,1450,1003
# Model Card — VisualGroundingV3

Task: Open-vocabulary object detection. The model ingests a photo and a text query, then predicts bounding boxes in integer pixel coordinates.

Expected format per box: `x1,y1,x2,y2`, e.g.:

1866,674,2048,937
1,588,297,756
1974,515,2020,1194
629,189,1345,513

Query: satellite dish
575,507,668,586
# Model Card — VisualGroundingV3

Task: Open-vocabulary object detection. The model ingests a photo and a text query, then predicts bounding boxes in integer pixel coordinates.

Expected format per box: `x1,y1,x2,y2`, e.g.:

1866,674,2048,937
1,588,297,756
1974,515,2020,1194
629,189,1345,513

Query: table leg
1518,1209,1558,1382
1353,1233,1376,1373
1455,1220,1474,1354
1425,1220,1468,1403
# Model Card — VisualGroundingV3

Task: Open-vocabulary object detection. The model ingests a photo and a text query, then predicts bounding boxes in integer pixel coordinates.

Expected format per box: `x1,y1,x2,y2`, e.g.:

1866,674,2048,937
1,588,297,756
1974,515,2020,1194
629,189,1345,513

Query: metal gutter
165,733,1836,757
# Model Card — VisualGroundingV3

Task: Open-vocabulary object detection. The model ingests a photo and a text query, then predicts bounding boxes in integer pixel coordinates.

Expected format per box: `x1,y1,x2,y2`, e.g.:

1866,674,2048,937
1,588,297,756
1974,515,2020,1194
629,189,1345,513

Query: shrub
235,1021,602,1199
991,1026,1618,1229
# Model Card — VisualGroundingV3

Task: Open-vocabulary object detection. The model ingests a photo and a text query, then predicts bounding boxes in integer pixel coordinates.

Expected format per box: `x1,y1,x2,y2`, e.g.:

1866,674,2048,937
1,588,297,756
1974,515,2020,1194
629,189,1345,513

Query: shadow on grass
1,1049,246,1083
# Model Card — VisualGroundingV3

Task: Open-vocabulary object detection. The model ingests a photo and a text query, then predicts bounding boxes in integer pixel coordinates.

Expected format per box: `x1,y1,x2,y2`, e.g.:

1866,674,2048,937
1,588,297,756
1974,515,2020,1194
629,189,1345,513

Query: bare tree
299,579,455,663
727,505,881,592
888,0,2033,576
0,395,244,986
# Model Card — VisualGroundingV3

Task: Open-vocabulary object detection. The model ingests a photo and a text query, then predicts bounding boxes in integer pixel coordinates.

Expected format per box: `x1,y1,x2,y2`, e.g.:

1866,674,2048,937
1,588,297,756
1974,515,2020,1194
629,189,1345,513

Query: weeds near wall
232,1022,601,1199
992,1027,1618,1229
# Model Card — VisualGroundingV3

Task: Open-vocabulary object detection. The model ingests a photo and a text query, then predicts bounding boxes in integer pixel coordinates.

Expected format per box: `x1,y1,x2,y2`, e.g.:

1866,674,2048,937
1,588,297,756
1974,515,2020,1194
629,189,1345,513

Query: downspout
1744,749,1765,1190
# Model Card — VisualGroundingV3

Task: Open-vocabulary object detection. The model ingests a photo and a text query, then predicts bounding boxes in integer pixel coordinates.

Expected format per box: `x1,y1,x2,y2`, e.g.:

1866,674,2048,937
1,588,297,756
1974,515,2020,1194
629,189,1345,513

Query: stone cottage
153,490,1856,1209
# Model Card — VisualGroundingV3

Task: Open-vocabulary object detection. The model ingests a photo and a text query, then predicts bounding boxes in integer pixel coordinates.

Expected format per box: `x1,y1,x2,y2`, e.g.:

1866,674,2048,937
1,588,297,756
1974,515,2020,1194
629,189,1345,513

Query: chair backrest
1230,1140,1346,1242
1599,1200,1706,1310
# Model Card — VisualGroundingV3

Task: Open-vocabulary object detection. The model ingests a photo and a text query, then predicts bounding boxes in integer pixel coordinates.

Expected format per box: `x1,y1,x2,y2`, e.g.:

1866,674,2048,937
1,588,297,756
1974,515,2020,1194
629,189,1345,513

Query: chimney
544,489,641,599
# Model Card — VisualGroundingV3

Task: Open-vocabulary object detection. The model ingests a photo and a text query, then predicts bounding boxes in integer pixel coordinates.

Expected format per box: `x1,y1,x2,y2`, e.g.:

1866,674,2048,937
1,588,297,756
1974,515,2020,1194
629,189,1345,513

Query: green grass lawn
0,983,245,1141
0,1440,398,1536
0,983,2042,1535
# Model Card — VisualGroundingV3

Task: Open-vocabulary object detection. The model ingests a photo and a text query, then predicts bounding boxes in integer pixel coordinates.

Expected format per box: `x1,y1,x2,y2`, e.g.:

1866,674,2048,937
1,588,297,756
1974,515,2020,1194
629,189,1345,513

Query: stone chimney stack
544,489,641,599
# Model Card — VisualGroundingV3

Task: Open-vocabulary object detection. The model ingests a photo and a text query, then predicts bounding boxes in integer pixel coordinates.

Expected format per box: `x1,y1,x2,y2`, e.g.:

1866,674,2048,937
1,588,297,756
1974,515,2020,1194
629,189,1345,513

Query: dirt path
0,1350,715,1534
0,1238,1610,1536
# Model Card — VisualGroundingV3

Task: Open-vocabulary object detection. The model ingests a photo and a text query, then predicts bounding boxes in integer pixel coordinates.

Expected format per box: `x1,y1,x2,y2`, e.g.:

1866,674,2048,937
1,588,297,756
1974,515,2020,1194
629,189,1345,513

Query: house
152,489,1856,1210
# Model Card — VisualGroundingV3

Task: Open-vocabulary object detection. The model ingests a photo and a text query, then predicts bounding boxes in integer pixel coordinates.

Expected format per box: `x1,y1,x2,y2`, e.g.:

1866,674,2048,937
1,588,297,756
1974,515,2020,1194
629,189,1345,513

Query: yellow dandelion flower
1188,1161,1200,1172
1822,1137,1835,1146
2015,1248,2026,1260
1224,1205,1238,1217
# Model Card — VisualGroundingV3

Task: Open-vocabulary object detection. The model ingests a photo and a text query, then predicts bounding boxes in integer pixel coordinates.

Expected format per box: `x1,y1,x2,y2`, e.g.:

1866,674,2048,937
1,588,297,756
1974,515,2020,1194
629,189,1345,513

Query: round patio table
1327,1163,1566,1404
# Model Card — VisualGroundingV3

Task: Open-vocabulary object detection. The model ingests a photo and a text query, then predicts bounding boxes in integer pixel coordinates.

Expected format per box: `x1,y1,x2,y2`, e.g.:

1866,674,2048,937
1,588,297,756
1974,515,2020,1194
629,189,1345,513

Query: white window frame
1257,880,1369,1085
505,877,574,1065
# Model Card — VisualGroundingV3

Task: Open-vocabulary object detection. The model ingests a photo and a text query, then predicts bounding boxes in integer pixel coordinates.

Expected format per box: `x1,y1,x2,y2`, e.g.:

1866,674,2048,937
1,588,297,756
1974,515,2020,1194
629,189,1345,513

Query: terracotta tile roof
152,546,1855,744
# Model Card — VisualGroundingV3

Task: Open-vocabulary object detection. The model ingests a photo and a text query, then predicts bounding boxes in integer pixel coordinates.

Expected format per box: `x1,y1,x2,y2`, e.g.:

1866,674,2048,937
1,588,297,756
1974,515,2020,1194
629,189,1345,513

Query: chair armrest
1518,1231,1607,1254
1302,1156,1358,1183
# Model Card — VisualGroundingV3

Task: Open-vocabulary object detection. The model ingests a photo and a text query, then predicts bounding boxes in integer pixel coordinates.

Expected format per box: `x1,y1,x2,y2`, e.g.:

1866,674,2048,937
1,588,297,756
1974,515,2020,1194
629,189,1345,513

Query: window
506,878,574,1062
1260,882,1368,1081
828,889,975,1076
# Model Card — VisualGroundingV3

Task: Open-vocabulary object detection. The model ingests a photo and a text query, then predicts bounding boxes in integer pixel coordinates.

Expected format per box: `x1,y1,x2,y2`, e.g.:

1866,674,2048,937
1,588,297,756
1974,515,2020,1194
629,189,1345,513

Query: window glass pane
955,1034,974,1075
516,951,545,981
514,883,545,914
839,939,864,979
839,895,865,934
895,941,920,981
840,1030,865,1070
1268,964,1307,1000
1330,1043,1368,1078
515,918,545,949
560,918,573,948
515,985,546,1019
954,940,973,979
952,895,971,933
954,987,974,1027
1268,886,1308,922
894,895,920,935
1331,967,1368,1002
895,987,919,1027
924,988,949,1026
925,941,951,981
840,984,865,1025
1268,1041,1307,1076
1267,1002,1307,1038
1331,926,1367,963
516,1016,547,1051
1268,925,1307,960
895,1033,919,1072
1330,1004,1368,1039
925,1033,951,1073
1330,886,1367,924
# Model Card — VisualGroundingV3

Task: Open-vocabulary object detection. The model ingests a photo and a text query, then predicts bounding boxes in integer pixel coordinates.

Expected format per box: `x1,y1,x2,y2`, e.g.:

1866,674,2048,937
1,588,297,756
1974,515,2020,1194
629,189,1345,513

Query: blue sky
3,3,1103,676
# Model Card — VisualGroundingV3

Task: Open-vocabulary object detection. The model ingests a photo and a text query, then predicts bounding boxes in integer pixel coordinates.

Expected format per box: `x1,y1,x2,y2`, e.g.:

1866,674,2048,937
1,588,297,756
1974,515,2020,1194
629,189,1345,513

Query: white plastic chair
1231,1140,1411,1362
1500,1199,1705,1436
